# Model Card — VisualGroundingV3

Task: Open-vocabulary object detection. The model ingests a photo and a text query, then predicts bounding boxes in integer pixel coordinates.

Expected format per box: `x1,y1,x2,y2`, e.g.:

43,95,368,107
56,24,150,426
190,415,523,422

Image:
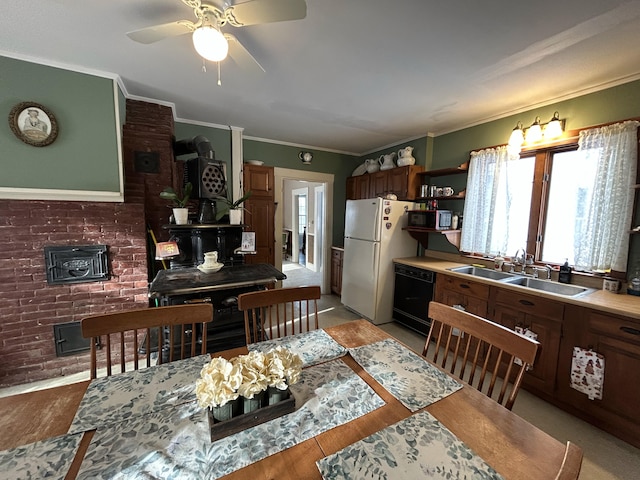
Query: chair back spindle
238,286,321,344
81,304,213,379
423,302,539,410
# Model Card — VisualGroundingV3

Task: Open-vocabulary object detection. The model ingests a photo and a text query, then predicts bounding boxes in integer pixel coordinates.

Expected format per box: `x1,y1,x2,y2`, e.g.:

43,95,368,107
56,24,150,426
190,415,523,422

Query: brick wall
0,99,176,388
0,201,148,386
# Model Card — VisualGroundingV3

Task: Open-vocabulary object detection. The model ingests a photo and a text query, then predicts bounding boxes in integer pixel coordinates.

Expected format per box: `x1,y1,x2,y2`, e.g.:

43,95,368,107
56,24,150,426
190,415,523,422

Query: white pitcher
397,146,415,166
379,152,396,171
365,158,380,173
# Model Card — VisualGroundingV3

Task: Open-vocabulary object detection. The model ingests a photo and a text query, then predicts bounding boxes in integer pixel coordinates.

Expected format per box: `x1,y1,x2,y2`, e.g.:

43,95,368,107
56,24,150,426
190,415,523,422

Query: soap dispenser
559,259,572,284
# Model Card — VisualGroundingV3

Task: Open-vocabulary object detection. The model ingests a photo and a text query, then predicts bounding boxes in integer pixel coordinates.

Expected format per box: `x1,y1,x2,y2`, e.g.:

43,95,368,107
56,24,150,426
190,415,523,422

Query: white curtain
574,120,639,272
460,146,512,254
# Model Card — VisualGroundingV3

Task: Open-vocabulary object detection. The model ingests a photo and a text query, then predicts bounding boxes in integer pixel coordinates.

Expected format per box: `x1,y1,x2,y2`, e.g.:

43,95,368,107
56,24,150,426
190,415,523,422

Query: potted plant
215,191,252,224
160,182,193,225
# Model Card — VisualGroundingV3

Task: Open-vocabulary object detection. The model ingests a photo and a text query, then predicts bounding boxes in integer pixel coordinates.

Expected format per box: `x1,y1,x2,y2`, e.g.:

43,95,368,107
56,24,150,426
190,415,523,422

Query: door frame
291,187,308,266
274,168,334,294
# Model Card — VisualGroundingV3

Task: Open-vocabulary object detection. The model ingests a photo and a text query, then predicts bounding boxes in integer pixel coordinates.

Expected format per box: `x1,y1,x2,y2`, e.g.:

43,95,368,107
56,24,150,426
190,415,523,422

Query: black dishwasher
392,264,435,335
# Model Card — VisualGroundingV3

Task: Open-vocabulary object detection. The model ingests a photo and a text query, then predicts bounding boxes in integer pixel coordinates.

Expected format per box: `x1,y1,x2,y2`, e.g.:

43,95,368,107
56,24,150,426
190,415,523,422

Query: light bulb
508,122,524,150
525,117,542,143
544,112,563,139
192,26,228,62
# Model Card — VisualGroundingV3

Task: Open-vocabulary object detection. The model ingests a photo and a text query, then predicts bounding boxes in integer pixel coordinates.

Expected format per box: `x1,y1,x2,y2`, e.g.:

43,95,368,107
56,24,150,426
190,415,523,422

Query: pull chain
217,61,222,86
202,58,207,73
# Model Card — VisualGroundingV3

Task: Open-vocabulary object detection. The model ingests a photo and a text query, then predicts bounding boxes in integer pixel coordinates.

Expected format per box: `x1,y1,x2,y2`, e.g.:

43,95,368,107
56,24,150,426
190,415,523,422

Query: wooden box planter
207,388,295,442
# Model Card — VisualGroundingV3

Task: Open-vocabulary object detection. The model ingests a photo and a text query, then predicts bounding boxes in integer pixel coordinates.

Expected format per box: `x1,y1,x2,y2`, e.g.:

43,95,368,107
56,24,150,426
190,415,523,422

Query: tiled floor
2,263,639,479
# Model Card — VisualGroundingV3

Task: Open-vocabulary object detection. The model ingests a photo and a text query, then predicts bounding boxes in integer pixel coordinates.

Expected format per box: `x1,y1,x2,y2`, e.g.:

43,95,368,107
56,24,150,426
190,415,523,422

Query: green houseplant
215,191,252,223
160,182,193,224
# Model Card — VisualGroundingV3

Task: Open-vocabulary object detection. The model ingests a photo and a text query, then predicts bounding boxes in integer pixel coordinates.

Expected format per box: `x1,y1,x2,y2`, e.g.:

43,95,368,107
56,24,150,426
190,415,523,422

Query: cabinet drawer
331,249,342,260
494,288,563,320
589,313,640,345
439,275,489,299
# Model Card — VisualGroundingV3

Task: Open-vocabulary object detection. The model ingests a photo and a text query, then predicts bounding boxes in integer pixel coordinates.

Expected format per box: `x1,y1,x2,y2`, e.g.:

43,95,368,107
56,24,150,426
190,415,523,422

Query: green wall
243,139,360,246
433,79,640,169
430,79,640,261
0,56,121,193
4,55,638,260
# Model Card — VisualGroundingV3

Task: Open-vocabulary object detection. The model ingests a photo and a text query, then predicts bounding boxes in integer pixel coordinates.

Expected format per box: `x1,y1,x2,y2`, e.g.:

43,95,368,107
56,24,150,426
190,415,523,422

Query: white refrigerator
341,198,417,324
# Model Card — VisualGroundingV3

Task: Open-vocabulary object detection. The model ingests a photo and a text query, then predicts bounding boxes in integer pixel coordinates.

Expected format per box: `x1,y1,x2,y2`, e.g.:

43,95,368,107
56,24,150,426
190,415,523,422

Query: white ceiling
2,0,640,155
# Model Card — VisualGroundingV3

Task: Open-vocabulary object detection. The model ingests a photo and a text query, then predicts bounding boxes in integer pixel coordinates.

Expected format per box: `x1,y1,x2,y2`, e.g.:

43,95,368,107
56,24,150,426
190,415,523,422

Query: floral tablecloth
68,354,211,434
0,433,82,480
349,338,463,411
75,358,385,480
316,411,504,480
248,328,347,367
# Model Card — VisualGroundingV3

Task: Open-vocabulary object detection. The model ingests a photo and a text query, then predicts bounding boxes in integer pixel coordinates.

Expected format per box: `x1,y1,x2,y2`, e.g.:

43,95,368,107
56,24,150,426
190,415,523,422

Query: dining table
0,319,567,479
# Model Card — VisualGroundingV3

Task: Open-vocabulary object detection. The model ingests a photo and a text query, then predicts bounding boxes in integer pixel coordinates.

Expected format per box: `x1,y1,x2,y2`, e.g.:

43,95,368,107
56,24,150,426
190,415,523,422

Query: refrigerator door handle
372,242,380,278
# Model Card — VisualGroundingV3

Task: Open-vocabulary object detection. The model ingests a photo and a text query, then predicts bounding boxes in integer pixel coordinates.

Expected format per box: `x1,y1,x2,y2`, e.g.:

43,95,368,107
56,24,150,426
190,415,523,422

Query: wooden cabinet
587,312,640,431
434,275,489,317
431,269,640,449
345,165,423,201
491,288,563,395
369,171,388,198
243,164,275,265
387,165,423,200
346,174,370,200
331,247,344,295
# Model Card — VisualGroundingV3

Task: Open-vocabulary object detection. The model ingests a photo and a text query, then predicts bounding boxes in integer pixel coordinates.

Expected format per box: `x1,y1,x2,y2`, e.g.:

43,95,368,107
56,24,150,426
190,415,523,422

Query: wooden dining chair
423,301,540,410
81,303,213,379
237,286,321,344
555,441,583,480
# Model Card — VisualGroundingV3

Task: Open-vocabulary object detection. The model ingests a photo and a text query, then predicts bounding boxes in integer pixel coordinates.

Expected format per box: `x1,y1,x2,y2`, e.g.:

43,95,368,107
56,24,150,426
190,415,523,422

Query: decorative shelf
417,162,469,178
403,227,461,250
416,193,466,201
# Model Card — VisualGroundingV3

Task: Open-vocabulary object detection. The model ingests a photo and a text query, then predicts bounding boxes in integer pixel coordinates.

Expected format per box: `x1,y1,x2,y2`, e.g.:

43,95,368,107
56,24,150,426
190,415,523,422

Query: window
461,120,639,273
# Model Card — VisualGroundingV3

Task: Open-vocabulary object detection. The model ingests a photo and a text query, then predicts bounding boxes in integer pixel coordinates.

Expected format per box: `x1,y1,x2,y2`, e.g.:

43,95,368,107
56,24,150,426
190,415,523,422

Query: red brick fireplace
0,100,178,388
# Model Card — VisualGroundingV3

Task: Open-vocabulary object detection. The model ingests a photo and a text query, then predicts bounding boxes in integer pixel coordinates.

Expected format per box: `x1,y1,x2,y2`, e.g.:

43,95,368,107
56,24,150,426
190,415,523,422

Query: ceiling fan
127,0,307,74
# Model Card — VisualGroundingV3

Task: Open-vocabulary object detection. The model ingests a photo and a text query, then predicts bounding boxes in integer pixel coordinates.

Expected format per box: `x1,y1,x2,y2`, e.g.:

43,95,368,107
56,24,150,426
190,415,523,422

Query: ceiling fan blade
225,34,265,74
224,0,306,27
127,20,195,44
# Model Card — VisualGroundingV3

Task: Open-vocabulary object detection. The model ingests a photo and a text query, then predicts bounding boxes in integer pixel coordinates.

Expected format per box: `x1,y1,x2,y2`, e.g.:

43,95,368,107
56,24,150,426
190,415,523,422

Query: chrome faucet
513,248,526,272
533,265,552,279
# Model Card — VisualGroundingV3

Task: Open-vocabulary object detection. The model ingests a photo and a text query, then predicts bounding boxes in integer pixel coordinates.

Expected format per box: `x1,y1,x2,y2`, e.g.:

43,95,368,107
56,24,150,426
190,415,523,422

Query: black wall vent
44,244,109,285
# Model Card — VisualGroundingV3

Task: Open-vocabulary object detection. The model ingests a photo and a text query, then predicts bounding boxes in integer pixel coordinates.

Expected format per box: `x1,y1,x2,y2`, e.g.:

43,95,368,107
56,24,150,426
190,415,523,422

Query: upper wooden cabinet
346,165,423,201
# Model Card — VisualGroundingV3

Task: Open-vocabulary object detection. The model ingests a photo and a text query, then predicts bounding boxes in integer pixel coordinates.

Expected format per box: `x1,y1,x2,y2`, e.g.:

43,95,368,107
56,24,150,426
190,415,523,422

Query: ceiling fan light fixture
192,26,229,62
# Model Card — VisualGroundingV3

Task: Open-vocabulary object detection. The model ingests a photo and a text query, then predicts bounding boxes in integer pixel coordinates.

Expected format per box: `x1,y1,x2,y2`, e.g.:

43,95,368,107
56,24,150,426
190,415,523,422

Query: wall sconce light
299,151,313,164
507,111,564,155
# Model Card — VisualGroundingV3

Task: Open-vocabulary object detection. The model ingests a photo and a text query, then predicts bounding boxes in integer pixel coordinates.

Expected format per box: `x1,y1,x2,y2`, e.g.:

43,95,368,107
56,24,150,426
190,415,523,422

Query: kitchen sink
448,264,595,297
502,276,592,297
447,265,516,281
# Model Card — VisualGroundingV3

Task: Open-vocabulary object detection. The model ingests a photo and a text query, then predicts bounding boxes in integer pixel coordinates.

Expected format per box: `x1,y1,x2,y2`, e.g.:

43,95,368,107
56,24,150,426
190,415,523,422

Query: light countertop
394,256,640,320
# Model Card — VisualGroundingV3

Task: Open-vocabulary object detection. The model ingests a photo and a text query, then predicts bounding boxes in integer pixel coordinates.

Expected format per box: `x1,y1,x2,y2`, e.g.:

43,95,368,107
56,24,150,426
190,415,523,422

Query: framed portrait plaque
8,101,59,147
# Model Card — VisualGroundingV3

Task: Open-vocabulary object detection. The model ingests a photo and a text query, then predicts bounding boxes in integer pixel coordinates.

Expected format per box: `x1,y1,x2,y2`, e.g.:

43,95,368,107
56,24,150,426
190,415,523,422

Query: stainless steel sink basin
447,264,594,297
447,265,516,281
502,276,592,297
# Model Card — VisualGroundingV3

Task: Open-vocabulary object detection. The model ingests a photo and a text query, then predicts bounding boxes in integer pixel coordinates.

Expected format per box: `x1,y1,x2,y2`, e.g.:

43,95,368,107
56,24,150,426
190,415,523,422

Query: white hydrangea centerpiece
195,357,243,409
196,347,303,409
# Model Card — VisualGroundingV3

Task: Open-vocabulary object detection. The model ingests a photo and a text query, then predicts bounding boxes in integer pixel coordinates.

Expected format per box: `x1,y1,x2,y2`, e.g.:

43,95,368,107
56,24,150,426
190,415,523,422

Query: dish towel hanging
570,347,605,400
514,326,538,371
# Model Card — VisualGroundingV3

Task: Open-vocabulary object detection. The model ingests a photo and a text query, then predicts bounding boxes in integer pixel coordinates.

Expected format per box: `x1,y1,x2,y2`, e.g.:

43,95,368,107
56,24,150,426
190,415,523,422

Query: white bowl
244,160,264,166
197,263,223,274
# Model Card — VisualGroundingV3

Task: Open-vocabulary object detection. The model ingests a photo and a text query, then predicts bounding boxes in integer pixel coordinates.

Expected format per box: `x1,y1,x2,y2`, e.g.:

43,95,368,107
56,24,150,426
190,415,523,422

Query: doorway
274,168,334,294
